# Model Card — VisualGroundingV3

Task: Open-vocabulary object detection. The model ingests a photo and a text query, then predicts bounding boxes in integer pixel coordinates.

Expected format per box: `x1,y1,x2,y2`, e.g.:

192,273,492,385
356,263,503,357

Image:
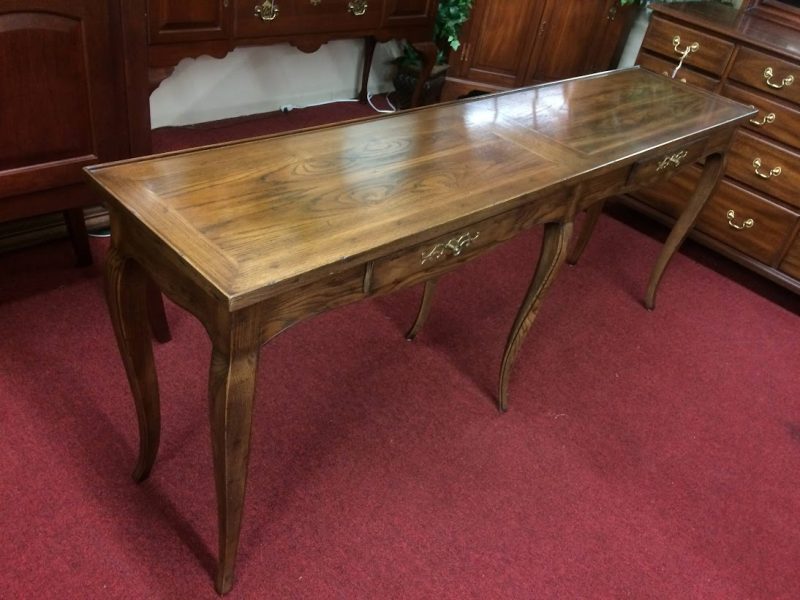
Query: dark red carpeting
1,102,799,599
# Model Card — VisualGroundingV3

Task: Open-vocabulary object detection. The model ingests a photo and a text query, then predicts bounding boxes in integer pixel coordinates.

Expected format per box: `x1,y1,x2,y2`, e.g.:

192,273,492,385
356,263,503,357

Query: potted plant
391,0,474,109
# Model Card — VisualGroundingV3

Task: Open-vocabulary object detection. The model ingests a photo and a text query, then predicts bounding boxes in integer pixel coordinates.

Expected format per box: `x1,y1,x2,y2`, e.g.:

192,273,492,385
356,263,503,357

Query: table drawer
722,83,800,150
726,129,800,210
628,137,709,187
366,202,554,295
696,178,799,265
642,17,734,77
637,52,719,91
779,233,800,279
728,47,800,106
633,166,698,220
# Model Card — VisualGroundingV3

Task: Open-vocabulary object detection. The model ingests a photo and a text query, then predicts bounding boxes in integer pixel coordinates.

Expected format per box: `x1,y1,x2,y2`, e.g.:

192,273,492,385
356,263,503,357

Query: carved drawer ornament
420,231,480,265
656,149,689,172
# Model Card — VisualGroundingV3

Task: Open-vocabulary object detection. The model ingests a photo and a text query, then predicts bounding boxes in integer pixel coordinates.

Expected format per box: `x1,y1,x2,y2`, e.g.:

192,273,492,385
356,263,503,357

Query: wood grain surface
87,68,753,310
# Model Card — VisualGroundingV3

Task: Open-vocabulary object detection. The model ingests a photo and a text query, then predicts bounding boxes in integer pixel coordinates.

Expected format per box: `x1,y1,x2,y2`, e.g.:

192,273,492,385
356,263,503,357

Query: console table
85,68,754,594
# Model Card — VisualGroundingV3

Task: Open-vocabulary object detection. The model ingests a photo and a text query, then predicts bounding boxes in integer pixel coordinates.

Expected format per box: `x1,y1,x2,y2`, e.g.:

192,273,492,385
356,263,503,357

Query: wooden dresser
630,1,800,293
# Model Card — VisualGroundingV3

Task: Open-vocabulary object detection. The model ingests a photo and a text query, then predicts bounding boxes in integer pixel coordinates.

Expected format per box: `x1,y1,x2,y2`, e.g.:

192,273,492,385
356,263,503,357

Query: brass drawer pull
656,149,688,172
254,0,279,20
752,157,781,179
749,112,776,127
726,209,755,231
310,0,321,5
763,67,794,89
420,231,480,264
669,36,699,78
672,35,700,57
347,0,367,15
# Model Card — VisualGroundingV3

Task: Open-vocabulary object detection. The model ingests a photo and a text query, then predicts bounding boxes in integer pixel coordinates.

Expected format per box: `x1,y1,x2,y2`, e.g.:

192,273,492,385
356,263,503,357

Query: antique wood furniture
85,68,754,594
0,0,129,264
441,0,637,101
1,1,438,256
625,1,800,293
122,0,440,156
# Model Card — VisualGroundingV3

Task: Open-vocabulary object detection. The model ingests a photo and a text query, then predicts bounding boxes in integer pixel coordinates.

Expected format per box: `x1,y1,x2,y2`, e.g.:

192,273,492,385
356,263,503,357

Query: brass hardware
607,5,617,21
420,231,480,264
726,209,754,231
749,112,776,127
223,0,229,6
310,0,321,5
461,43,471,63
763,67,794,89
254,0,279,20
656,149,688,172
672,35,699,57
752,157,781,179
669,36,699,78
347,0,367,15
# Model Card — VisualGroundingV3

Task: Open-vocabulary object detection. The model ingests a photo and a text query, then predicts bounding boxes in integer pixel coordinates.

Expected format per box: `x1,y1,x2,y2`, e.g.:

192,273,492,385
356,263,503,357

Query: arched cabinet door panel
0,1,125,202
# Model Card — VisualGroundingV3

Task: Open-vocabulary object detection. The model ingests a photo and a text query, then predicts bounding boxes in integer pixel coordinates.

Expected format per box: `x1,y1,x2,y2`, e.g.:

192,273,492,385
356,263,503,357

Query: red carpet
1,102,798,599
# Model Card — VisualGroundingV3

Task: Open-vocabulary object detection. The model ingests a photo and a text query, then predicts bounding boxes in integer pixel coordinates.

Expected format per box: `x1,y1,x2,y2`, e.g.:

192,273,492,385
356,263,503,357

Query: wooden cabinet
442,0,636,100
0,0,128,264
126,0,439,156
630,1,800,294
148,0,231,43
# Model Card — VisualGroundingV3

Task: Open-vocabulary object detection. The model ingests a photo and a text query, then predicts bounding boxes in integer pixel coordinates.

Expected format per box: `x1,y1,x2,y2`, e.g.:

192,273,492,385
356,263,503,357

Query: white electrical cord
367,93,396,114
280,94,395,115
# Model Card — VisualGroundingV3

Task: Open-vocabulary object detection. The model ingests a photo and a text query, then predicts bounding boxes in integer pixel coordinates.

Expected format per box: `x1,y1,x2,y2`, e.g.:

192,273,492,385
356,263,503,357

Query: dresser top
653,2,800,61
86,68,754,309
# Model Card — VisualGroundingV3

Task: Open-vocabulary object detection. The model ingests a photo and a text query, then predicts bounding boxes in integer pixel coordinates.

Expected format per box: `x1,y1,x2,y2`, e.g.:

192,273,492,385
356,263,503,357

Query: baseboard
0,206,109,255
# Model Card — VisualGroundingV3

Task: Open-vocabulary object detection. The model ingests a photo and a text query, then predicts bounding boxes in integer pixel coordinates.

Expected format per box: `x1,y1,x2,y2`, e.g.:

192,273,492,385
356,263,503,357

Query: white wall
150,39,401,128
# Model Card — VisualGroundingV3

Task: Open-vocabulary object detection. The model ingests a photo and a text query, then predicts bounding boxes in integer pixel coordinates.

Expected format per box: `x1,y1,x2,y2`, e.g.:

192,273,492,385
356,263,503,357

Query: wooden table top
86,68,753,310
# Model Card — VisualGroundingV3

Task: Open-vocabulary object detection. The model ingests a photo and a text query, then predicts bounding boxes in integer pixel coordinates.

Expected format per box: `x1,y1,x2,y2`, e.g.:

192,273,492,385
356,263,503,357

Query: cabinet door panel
526,0,614,82
384,0,435,27
460,0,543,88
0,13,92,172
148,0,231,43
0,2,124,200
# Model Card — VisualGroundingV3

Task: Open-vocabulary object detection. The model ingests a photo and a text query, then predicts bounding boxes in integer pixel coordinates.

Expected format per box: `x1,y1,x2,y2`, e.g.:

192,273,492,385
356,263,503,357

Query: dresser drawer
637,52,719,91
632,165,799,265
726,130,800,210
728,47,800,106
696,178,799,265
366,199,563,295
235,0,383,38
780,233,800,279
641,17,734,77
722,83,800,150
